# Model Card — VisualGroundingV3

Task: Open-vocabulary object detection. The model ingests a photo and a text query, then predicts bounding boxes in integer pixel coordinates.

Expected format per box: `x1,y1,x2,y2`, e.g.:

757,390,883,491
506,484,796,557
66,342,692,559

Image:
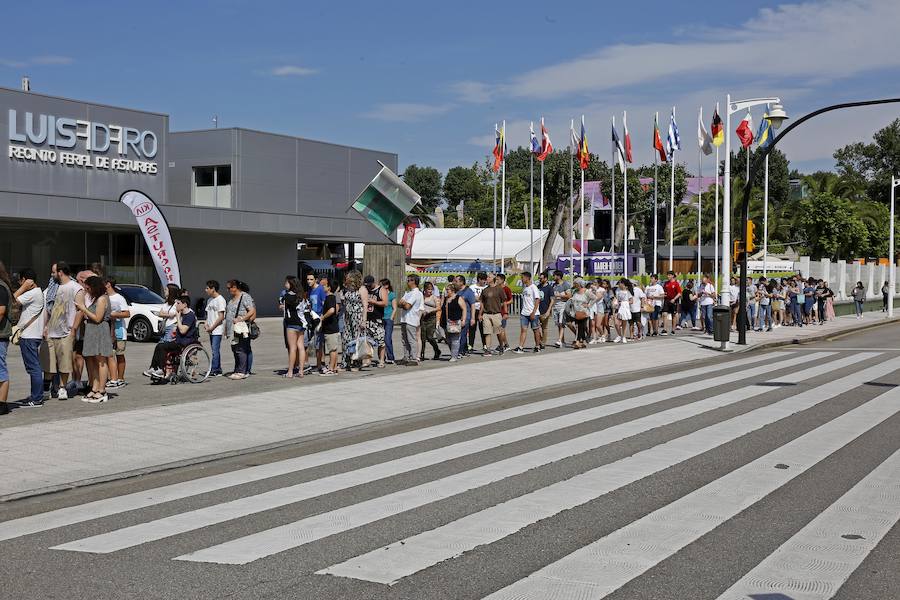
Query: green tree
402,164,442,212
796,192,868,260
834,118,900,204
442,165,483,213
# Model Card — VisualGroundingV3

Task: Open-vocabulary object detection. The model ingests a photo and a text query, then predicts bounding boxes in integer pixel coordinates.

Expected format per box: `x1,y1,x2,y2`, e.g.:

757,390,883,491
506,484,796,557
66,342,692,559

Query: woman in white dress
613,278,634,344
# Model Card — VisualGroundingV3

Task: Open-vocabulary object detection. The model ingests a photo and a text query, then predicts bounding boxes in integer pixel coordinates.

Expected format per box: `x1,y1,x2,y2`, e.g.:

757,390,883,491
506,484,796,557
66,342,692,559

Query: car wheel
130,316,153,343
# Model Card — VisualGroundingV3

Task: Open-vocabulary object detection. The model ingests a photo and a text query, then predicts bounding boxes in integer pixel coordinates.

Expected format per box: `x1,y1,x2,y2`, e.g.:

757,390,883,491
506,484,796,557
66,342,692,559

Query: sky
3,0,899,177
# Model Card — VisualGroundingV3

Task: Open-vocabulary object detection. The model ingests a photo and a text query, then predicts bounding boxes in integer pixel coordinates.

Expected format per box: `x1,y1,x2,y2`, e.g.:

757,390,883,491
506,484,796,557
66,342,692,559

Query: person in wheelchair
143,295,199,379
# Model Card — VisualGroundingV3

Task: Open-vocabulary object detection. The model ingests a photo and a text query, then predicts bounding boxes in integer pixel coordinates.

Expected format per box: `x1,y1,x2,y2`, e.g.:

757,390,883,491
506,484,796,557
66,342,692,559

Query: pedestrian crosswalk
2,350,899,599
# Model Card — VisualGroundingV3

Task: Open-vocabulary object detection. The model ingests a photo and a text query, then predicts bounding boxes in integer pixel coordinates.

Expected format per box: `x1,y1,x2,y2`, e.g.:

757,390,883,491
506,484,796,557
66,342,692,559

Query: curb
728,316,900,354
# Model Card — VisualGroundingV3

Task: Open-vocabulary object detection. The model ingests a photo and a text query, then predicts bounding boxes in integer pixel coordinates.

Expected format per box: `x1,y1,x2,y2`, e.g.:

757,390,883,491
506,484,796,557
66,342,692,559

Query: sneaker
613,336,622,343
105,380,120,389
675,325,682,330
209,371,223,377
660,330,668,336
533,347,540,353
554,340,562,348
319,369,335,376
0,403,8,415
84,394,108,404
56,387,68,401
483,351,492,357
19,400,44,408
385,359,395,365
622,337,628,344
513,347,524,354
142,369,154,378
449,358,458,363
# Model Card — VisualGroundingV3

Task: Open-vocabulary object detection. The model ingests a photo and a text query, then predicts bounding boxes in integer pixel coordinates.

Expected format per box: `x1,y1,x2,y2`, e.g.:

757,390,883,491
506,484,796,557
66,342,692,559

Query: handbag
574,310,589,320
239,293,260,340
351,334,373,361
641,300,654,313
447,319,461,334
11,305,43,346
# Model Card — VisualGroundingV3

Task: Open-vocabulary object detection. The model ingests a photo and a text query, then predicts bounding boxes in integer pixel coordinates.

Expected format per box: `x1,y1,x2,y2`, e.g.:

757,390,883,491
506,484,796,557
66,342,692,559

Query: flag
530,122,541,155
653,112,667,162
537,117,553,161
492,124,504,172
666,108,681,158
577,116,590,170
611,119,626,174
711,104,724,146
351,163,421,237
120,190,181,287
623,111,633,163
756,106,773,148
698,106,714,156
736,111,754,148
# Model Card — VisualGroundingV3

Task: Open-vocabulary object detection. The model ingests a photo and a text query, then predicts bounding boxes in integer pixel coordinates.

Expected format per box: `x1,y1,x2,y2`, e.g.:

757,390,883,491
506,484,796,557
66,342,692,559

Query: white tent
354,227,563,269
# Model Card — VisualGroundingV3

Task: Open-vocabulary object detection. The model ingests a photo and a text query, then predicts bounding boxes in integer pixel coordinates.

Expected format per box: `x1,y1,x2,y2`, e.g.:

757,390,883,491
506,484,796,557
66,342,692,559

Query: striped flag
530,122,541,155
577,116,590,170
536,117,553,162
698,106,714,156
711,103,724,146
756,106,773,148
492,124,504,172
666,108,681,158
611,119,626,174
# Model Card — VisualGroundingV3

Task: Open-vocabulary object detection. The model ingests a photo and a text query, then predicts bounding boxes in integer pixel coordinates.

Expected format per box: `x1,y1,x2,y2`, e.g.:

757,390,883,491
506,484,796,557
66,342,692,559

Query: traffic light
746,220,756,253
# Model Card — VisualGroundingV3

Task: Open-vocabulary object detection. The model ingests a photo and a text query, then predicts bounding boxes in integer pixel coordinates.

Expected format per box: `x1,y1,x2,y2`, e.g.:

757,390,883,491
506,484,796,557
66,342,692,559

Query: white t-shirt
645,283,664,307
108,293,128,341
205,294,227,335
699,283,716,306
162,302,177,328
47,279,81,338
630,287,645,313
469,283,486,311
520,283,540,316
18,287,45,339
401,288,424,327
729,284,740,305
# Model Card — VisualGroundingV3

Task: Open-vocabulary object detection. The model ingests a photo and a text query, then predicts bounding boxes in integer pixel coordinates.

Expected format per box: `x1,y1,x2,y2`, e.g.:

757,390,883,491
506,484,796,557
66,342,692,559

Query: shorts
0,339,8,382
501,316,508,328
48,335,75,374
73,339,84,355
115,340,127,356
650,306,662,321
662,300,678,314
552,304,566,325
366,319,386,347
481,313,502,335
631,312,642,325
323,332,341,355
286,324,305,332
520,314,540,330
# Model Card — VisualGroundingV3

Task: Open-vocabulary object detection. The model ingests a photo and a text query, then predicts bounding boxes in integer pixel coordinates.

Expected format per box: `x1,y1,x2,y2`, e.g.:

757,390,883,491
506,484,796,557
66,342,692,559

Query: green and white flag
351,162,420,237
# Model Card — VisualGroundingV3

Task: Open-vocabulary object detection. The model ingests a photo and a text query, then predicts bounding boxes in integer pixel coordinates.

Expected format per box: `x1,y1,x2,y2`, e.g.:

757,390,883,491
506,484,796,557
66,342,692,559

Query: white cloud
450,80,494,104
270,65,317,76
363,102,454,123
464,0,900,101
0,55,74,69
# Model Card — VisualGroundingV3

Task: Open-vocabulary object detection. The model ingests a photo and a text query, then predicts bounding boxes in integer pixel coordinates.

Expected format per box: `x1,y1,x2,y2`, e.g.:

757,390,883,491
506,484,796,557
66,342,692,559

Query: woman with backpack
282,276,307,378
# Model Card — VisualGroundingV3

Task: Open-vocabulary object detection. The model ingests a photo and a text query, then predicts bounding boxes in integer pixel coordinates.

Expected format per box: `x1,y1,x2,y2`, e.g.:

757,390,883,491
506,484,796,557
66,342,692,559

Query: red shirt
500,285,513,317
663,279,682,301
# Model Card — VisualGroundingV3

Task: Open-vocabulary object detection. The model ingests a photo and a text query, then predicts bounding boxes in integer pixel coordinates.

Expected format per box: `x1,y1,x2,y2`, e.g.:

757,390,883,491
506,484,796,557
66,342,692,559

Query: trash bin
713,306,731,342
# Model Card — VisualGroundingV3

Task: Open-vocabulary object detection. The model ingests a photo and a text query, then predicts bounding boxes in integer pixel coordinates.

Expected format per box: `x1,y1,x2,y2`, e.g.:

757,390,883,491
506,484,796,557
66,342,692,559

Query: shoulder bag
11,304,43,346
239,293,260,340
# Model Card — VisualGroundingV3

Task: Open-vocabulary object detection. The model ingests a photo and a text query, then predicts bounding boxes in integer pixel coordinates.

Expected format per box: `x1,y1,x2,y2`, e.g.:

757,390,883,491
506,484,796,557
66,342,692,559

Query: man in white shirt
398,274,424,365
630,283,646,340
514,271,542,353
728,277,740,330
699,274,717,335
14,269,45,407
44,261,81,399
204,280,227,376
644,275,665,337
104,278,131,389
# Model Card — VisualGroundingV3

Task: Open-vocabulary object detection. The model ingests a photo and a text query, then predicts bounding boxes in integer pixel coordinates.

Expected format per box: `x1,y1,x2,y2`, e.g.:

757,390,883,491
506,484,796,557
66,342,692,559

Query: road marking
482,373,900,599
173,353,857,565
318,354,890,584
51,352,832,554
0,351,790,543
715,447,900,600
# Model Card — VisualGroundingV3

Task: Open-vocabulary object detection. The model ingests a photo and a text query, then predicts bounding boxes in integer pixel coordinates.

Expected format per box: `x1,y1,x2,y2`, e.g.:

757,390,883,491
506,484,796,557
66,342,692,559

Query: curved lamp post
736,97,900,345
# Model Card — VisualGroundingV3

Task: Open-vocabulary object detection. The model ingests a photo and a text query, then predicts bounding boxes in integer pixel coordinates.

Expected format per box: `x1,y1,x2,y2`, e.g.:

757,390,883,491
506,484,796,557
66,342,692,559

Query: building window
192,165,232,208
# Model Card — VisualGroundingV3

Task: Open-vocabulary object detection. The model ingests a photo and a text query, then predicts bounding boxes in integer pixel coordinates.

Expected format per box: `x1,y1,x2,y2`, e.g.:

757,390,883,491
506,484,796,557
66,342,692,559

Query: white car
116,284,166,343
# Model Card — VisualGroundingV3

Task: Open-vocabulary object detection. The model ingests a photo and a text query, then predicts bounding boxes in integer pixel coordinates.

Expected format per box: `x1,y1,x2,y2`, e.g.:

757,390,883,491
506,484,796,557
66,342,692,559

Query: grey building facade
0,86,396,315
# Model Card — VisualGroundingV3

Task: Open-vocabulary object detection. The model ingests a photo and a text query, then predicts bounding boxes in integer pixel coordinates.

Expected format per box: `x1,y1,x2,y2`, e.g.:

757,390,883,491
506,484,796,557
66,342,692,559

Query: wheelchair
150,342,212,384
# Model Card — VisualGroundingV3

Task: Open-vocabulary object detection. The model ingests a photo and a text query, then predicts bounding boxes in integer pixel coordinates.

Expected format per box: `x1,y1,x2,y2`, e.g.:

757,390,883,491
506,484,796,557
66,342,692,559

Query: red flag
537,118,553,162
653,113,667,162
736,111,755,148
491,124,504,172
623,112,633,163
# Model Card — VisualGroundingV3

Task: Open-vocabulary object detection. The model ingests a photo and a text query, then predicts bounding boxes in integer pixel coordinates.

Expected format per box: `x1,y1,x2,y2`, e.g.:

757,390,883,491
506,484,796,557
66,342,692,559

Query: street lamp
721,95,786,350
736,97,900,345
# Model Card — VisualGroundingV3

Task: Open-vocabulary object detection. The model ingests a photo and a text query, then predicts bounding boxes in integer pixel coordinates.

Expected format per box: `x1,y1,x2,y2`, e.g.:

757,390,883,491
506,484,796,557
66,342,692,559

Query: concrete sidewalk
0,312,895,501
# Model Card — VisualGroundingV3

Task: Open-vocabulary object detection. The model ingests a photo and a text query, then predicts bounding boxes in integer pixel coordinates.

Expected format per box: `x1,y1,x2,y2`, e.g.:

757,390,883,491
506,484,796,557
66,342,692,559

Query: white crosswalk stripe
318,352,886,584
482,371,900,599
52,351,829,554
715,447,900,600
0,350,785,544
173,352,849,565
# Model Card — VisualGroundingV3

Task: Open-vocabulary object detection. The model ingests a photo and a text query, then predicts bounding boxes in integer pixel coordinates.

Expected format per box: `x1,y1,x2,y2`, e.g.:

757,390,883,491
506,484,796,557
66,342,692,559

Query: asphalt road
1,325,899,600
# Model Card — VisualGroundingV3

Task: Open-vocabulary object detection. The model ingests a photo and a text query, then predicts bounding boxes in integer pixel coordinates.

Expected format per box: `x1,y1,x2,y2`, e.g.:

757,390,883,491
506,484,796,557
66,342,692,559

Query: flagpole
623,113,629,279
653,114,659,275
530,122,535,272
611,115,617,260
501,120,506,271
580,166,586,276
714,145,720,292
492,124,497,266
569,119,574,273
540,158,545,274
763,153,769,277
698,145,703,278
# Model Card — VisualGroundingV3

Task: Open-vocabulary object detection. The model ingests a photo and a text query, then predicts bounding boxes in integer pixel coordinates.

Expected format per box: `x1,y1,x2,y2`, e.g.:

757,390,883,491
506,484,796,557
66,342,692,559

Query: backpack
0,281,20,325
